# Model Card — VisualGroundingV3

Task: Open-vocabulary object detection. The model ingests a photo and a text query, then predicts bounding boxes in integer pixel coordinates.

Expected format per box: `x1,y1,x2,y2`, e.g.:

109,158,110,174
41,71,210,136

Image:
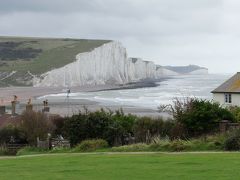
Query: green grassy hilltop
0,36,110,86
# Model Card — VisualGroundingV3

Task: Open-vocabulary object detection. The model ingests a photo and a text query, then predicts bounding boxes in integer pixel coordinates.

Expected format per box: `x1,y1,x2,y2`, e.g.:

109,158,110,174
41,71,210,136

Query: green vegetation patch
0,153,240,179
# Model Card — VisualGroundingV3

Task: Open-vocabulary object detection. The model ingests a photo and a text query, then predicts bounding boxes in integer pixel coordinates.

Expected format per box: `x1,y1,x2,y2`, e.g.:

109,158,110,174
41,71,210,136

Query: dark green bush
181,99,234,136
224,136,240,151
64,109,137,146
133,117,152,143
0,146,8,156
133,117,174,143
0,125,27,145
111,110,136,145
16,146,48,156
111,143,149,152
74,139,108,152
229,106,240,122
64,112,89,146
85,110,115,145
224,130,240,151
170,123,187,139
160,98,234,137
20,110,52,145
169,140,189,152
51,116,65,136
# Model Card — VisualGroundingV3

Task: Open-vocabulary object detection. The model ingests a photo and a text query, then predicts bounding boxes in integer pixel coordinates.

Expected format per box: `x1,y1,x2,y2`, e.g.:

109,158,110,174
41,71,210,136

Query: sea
41,74,231,110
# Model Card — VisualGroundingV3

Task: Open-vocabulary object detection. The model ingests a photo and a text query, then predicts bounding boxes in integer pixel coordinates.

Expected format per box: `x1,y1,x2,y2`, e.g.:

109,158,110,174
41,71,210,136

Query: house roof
0,114,21,128
212,72,240,93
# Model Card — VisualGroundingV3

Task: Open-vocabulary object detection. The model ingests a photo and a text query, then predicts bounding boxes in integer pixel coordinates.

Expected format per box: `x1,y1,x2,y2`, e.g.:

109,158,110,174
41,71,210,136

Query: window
225,93,232,103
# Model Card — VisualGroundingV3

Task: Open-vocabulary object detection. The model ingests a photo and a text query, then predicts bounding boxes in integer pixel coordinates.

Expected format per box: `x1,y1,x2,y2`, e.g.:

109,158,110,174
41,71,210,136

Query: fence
6,143,28,154
51,138,70,148
37,137,70,149
219,120,240,133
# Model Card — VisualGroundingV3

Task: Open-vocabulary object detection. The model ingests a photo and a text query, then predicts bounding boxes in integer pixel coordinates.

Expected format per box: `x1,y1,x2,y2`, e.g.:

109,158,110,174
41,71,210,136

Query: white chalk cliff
34,41,208,87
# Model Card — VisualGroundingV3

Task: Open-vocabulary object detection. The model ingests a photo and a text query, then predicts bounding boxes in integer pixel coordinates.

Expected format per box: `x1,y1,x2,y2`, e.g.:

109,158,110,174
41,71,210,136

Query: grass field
0,152,240,179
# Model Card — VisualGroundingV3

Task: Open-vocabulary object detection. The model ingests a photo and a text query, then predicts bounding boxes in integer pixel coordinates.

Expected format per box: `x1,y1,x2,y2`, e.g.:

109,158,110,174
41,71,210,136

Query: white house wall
213,93,240,107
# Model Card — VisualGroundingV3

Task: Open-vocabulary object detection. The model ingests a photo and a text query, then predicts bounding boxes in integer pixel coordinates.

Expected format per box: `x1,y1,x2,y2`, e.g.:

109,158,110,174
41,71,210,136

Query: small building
212,72,240,107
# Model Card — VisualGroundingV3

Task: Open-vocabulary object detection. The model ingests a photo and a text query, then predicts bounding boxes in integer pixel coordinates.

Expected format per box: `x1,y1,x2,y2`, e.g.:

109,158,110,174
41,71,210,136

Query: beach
0,80,166,117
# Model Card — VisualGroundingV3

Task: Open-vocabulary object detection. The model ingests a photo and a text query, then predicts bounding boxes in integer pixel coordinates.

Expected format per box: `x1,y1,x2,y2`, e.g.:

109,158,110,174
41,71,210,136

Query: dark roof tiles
212,72,240,93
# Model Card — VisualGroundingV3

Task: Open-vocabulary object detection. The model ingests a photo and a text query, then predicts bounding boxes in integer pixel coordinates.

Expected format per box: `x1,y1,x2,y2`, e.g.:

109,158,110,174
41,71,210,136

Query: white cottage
212,72,240,107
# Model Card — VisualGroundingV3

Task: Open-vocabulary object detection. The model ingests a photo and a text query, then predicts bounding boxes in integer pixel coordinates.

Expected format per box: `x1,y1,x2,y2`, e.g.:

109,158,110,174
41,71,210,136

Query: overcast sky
0,0,240,73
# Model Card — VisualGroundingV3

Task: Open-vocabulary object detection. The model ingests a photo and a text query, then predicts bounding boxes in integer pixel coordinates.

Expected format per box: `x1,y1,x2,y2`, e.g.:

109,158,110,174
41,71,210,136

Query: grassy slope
0,36,111,86
0,153,240,179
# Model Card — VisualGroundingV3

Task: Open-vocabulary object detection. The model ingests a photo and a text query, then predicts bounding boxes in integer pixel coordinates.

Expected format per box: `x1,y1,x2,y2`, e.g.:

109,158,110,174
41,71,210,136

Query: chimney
11,100,16,116
0,98,5,115
11,95,20,116
42,99,50,113
26,98,33,111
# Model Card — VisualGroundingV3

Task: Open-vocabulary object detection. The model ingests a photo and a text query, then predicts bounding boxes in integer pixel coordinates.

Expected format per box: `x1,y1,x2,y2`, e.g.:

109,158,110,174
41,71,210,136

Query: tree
0,125,27,144
63,109,137,146
159,98,234,137
63,112,88,146
20,110,52,145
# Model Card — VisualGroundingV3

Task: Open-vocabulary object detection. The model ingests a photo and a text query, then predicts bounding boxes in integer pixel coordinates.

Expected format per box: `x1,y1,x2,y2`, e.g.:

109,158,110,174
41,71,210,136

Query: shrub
16,146,48,156
50,147,71,153
133,117,153,143
133,117,174,143
150,135,225,152
224,137,240,151
159,98,234,137
20,110,53,145
85,110,116,146
50,115,66,136
111,143,149,152
64,109,136,146
0,146,8,156
169,140,190,151
64,113,88,146
74,139,109,152
229,106,240,122
149,139,171,151
224,130,240,151
111,110,136,146
0,125,27,145
170,123,187,139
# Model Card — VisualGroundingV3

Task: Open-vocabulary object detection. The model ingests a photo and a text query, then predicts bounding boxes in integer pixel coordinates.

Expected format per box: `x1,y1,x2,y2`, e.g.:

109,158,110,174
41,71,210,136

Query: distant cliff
34,42,208,87
34,42,130,87
163,65,208,75
0,36,208,87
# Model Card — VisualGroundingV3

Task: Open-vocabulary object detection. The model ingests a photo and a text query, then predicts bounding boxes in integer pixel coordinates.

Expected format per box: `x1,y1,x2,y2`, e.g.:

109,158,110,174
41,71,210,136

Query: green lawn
0,152,240,179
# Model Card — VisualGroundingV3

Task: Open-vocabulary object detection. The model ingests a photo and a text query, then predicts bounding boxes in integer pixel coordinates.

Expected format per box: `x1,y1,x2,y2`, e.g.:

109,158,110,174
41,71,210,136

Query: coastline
0,78,169,118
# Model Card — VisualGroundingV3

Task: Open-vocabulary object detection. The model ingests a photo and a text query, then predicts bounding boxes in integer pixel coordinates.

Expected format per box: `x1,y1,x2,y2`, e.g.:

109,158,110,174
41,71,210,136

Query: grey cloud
0,0,239,73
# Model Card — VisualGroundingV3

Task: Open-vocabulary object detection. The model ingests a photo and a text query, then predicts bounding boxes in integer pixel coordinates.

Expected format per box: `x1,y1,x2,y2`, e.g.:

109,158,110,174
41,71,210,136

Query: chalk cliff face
127,58,157,81
34,41,208,87
34,42,130,87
